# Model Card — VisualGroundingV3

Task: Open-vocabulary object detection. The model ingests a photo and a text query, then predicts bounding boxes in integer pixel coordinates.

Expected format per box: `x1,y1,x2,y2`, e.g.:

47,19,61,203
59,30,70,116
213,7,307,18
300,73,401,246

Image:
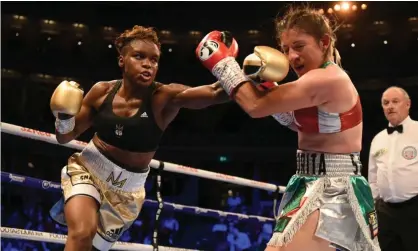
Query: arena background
1,1,418,250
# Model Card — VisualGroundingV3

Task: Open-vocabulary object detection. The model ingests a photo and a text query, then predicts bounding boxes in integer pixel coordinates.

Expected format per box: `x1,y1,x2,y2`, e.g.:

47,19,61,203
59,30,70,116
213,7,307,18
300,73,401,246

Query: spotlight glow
342,2,350,11
334,4,341,11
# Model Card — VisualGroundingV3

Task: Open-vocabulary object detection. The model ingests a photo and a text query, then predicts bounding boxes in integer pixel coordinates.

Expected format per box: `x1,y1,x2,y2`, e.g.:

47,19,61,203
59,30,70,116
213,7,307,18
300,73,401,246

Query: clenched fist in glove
242,46,289,85
196,31,249,96
50,80,84,134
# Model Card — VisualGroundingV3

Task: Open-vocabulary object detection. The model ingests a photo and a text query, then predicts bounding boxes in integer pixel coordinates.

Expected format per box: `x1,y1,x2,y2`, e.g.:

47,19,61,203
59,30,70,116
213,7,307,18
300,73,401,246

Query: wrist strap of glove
272,112,294,126
212,57,249,96
55,117,75,134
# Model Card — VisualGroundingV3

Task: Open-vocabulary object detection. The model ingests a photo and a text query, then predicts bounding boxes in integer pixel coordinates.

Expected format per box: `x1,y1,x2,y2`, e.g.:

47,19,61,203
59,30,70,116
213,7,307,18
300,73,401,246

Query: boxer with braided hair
197,5,379,251
50,25,237,251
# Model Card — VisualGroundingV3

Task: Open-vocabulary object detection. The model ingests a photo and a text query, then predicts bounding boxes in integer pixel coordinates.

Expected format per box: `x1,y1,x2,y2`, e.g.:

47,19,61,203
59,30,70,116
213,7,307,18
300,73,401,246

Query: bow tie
387,124,403,134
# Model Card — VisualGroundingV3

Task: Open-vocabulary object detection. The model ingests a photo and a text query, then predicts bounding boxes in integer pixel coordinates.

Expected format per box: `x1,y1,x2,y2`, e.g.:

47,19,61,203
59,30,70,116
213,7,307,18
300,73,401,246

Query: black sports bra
93,80,163,152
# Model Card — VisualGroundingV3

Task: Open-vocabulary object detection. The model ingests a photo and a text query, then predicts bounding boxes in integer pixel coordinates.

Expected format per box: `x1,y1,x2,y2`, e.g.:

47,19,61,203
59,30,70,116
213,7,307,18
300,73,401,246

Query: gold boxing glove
243,46,289,84
50,80,84,134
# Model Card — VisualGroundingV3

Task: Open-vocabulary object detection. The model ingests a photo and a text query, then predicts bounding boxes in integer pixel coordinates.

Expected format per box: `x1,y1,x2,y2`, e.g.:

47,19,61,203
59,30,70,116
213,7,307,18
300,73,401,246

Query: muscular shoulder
91,80,117,93
90,80,122,96
155,83,191,97
84,80,116,104
309,65,348,85
323,65,350,87
296,65,350,106
160,83,191,93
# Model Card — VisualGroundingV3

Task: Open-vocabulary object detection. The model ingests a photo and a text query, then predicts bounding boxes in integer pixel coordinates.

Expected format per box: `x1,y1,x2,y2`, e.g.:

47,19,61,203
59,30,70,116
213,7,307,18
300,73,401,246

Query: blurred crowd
1,182,275,251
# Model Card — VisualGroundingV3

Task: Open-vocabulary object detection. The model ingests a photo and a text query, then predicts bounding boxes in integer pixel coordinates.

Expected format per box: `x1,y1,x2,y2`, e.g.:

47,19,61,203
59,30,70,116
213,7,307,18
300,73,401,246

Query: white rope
1,227,198,251
148,199,274,222
1,122,285,193
2,170,275,222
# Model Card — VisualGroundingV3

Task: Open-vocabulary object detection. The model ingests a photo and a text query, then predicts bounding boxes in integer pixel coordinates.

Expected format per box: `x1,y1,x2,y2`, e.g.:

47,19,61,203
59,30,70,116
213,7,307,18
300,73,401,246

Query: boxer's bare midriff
92,134,154,173
297,123,363,154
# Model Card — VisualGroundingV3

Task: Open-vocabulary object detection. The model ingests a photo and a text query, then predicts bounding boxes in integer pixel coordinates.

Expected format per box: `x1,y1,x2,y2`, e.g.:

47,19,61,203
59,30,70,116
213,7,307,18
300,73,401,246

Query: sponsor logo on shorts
106,171,127,188
79,175,90,181
42,180,61,190
9,174,25,183
105,227,123,240
367,211,378,239
402,146,417,160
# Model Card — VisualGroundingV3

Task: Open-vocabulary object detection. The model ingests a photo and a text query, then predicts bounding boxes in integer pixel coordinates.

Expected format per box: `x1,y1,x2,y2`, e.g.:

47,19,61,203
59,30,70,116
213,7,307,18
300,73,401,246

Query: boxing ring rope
1,227,194,251
1,171,275,223
1,122,286,193
1,122,284,249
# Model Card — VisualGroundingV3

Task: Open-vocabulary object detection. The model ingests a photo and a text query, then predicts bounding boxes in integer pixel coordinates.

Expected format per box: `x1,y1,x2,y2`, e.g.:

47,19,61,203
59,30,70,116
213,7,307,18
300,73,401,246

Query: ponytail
327,40,342,68
334,47,342,67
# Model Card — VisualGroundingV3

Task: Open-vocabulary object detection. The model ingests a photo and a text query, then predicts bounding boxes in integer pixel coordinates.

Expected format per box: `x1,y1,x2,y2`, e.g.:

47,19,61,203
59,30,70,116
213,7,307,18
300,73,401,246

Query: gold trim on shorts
58,140,149,251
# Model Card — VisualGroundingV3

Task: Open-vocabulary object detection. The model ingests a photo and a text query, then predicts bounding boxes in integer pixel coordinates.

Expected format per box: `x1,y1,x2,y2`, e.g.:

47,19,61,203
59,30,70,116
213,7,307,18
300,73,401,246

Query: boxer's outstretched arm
55,82,105,144
168,82,230,109
232,68,345,118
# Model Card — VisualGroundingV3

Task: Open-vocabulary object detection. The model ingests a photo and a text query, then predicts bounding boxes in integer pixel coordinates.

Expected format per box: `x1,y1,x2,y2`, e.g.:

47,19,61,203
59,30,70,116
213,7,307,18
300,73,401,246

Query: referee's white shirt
368,116,418,203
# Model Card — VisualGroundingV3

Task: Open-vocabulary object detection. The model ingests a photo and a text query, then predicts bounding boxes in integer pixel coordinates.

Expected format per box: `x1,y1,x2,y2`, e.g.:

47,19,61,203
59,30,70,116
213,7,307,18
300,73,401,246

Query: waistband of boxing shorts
296,149,362,177
79,140,149,192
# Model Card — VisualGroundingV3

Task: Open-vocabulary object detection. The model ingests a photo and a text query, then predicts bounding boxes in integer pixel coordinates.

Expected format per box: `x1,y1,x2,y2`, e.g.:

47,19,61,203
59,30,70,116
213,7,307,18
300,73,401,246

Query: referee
368,86,418,251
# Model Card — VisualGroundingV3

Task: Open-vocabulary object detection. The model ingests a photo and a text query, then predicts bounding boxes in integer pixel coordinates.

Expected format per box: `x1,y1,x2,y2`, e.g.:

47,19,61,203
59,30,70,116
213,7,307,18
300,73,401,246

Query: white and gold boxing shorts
50,140,149,251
